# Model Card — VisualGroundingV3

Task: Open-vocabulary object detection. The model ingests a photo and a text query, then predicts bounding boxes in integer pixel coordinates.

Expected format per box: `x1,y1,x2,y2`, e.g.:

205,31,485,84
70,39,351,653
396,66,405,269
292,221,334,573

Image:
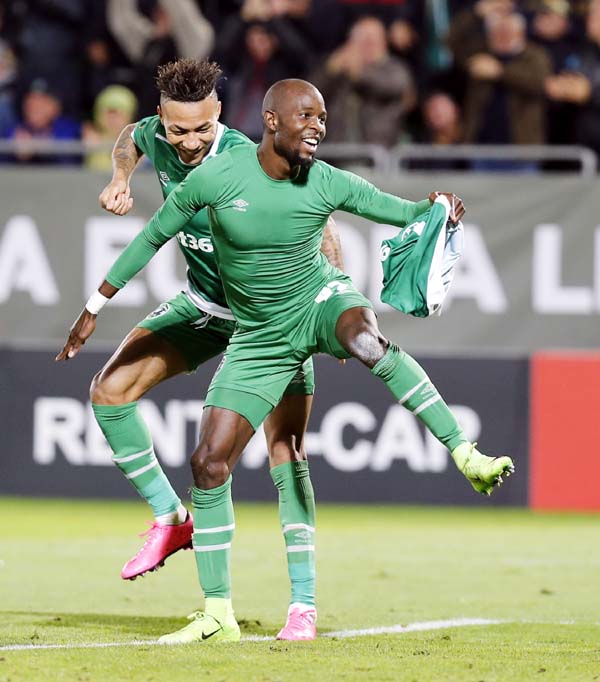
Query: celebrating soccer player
58,78,514,644
57,63,345,642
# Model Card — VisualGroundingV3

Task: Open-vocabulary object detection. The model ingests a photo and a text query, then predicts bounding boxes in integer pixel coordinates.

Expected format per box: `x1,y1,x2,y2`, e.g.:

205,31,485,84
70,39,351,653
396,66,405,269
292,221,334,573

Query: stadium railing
391,144,598,177
0,140,597,175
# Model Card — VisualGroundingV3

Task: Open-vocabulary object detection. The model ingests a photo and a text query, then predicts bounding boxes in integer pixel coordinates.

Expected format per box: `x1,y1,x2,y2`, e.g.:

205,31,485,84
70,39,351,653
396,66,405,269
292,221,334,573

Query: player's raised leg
90,326,192,579
265,392,317,641
158,406,255,644
334,306,514,495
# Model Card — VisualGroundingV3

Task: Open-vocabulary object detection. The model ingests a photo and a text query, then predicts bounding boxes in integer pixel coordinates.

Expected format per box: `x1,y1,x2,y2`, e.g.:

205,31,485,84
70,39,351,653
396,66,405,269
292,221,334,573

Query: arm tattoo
320,215,345,271
113,124,143,176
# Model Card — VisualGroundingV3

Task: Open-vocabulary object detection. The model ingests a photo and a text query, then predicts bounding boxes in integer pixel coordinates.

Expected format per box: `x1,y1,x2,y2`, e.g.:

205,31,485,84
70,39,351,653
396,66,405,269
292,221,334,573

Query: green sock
270,461,316,607
371,344,467,452
192,477,235,600
92,402,181,517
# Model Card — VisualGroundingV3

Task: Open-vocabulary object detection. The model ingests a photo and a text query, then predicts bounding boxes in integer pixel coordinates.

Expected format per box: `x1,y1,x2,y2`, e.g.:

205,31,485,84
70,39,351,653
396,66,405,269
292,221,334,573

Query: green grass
1,498,599,681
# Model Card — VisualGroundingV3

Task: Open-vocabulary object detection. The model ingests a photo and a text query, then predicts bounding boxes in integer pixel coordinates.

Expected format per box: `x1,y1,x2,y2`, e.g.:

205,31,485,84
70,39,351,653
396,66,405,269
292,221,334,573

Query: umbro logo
159,171,170,186
294,530,311,543
232,198,249,212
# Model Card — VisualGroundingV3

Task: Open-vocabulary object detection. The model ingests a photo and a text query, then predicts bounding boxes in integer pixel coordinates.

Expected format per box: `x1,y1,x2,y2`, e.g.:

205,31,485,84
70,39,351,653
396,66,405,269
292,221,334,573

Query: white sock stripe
282,523,315,534
125,461,157,479
412,395,441,415
286,545,315,553
398,378,428,405
193,523,235,534
113,446,154,464
193,542,232,552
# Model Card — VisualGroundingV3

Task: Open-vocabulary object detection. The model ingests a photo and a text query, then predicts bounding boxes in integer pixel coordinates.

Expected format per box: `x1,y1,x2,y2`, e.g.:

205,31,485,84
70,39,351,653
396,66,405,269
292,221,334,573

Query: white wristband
85,291,110,315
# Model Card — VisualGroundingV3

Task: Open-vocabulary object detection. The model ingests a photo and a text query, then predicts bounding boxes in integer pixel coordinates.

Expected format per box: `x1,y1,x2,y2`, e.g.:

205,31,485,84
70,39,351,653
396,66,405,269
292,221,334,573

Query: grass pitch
1,498,598,681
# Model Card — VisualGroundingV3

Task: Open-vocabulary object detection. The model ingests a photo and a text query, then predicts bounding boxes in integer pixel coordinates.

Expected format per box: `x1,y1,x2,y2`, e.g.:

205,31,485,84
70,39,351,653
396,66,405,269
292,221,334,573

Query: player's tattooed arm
99,123,144,216
113,123,142,174
320,215,345,271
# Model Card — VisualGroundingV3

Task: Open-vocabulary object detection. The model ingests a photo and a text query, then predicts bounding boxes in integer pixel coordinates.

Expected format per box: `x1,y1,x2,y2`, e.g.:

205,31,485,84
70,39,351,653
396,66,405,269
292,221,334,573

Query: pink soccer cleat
276,603,317,641
121,513,193,580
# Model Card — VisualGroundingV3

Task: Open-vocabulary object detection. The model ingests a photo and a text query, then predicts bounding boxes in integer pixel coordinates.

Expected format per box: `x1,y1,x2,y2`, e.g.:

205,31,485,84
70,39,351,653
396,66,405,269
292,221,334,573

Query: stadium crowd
0,0,599,166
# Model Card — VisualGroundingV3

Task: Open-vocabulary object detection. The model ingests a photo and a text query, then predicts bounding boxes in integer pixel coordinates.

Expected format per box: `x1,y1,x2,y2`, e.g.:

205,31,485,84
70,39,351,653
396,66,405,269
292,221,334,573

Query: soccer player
57,63,343,641
59,79,514,644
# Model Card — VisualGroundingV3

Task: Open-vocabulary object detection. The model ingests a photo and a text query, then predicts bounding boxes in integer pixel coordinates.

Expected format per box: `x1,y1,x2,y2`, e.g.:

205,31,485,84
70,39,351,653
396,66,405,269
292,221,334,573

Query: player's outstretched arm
429,191,466,224
320,215,345,271
55,281,119,361
336,169,466,227
99,123,144,216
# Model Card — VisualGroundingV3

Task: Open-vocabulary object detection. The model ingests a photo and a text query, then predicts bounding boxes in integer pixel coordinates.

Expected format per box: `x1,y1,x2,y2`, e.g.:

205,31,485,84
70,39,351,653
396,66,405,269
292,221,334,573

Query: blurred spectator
459,12,551,145
311,15,416,146
339,1,428,83
201,0,245,33
0,39,17,137
336,0,422,27
7,0,91,118
421,91,463,145
82,85,138,171
268,0,347,59
530,0,583,144
214,0,311,139
409,90,468,170
82,2,135,115
545,2,600,158
107,0,214,117
447,0,518,68
3,78,80,164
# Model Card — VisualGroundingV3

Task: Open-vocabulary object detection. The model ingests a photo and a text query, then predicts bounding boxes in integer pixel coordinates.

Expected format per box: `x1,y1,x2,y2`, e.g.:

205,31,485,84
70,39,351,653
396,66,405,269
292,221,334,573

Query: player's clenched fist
99,177,134,216
428,191,465,224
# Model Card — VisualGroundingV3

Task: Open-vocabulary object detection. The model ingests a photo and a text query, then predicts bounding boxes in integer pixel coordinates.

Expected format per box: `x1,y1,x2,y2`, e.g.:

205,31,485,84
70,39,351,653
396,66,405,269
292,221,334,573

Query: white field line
3,617,597,652
0,617,504,651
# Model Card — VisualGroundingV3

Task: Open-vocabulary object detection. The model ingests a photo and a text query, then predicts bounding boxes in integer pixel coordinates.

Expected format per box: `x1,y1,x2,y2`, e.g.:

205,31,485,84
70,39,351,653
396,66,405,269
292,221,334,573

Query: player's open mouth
301,138,319,153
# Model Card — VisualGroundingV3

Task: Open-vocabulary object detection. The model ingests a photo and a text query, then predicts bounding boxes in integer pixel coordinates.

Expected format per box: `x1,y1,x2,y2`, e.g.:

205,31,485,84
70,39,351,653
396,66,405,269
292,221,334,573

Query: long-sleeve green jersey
131,116,250,318
107,144,430,329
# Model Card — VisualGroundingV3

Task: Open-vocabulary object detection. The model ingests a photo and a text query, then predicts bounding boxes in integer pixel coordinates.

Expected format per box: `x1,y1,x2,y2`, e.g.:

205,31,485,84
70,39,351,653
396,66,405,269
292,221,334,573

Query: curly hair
155,58,222,102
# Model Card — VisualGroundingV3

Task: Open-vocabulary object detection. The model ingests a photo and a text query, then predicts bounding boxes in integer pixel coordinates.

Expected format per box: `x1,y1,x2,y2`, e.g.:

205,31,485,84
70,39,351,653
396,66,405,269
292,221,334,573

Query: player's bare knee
343,326,388,368
191,448,230,488
89,371,125,405
89,372,112,405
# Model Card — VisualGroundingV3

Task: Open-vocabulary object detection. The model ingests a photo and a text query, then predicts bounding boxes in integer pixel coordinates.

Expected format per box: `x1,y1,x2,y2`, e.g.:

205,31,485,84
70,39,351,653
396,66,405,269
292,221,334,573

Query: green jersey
108,143,430,329
132,116,251,319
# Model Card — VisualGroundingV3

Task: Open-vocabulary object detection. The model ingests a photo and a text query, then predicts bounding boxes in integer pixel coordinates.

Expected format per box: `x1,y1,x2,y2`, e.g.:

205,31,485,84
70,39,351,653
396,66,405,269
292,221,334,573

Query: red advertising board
530,353,600,510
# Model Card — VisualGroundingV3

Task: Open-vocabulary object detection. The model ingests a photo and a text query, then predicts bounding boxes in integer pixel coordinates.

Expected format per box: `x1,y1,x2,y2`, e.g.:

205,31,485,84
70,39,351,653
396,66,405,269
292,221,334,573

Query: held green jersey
108,144,430,329
132,116,251,318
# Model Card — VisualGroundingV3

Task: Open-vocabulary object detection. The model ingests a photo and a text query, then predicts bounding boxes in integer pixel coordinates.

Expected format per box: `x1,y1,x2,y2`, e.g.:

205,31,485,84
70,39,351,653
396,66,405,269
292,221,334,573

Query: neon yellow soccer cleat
451,442,515,496
158,611,241,645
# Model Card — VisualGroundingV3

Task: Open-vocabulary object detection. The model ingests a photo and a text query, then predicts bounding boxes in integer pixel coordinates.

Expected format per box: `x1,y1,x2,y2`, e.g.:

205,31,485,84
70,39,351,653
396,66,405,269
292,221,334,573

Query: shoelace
290,609,315,627
185,611,224,632
131,522,163,557
462,442,478,471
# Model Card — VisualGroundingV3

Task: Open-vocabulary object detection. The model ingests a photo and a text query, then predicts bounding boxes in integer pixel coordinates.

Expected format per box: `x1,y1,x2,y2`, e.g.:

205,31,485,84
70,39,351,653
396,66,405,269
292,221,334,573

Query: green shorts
138,292,235,371
138,292,315,397
205,275,371,429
